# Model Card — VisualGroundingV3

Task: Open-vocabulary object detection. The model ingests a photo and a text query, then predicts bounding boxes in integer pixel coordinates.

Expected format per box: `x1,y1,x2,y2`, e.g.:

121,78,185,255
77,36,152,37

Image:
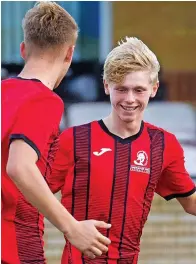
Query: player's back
2,77,49,141
1,77,53,202
2,77,63,264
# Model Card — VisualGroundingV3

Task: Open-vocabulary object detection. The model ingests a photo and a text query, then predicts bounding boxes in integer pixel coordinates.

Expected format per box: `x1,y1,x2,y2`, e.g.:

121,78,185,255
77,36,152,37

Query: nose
126,90,135,103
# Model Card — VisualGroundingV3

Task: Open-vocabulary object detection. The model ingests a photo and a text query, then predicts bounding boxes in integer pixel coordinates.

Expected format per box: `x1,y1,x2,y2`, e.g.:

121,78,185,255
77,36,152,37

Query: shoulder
22,88,64,116
5,78,64,109
61,121,93,137
144,122,182,158
144,121,178,142
60,121,95,141
33,88,64,107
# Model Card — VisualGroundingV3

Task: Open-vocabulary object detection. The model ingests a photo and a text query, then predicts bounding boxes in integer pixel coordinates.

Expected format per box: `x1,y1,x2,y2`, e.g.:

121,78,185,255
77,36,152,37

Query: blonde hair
103,37,160,85
22,1,78,48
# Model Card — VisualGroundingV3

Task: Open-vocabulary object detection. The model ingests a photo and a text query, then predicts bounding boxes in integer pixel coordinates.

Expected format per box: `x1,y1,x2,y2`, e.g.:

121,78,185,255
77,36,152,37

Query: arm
156,134,196,212
177,192,196,216
7,139,76,233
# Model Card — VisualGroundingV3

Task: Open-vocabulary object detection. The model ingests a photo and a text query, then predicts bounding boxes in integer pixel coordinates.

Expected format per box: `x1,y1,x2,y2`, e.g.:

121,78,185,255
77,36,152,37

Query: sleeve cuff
164,186,196,201
9,134,41,159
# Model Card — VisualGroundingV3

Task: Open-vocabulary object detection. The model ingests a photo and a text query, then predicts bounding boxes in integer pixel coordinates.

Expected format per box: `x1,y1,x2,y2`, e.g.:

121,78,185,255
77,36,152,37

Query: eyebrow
134,86,148,90
117,85,148,90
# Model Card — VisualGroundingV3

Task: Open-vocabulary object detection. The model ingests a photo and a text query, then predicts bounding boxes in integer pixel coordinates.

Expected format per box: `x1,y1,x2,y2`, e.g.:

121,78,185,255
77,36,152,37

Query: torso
61,120,166,263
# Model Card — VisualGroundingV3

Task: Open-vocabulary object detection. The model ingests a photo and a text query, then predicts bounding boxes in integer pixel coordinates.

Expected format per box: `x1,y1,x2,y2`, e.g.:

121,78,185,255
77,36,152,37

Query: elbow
6,160,30,184
6,161,21,181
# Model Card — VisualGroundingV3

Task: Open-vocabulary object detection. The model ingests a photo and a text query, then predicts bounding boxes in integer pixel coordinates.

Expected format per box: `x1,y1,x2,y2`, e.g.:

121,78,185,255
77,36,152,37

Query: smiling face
104,71,159,124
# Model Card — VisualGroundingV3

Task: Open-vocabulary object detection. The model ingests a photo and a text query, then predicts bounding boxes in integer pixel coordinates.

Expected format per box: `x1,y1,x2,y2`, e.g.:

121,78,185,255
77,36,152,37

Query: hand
65,219,111,259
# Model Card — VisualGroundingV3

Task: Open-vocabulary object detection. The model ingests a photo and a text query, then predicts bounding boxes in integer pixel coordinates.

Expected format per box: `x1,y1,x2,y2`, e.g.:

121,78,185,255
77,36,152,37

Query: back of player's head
22,1,78,49
103,37,160,85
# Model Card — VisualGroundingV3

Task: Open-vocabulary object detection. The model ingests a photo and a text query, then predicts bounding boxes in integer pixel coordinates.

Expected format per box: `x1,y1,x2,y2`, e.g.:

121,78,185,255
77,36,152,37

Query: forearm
8,162,77,234
177,191,196,216
187,199,196,216
186,192,196,216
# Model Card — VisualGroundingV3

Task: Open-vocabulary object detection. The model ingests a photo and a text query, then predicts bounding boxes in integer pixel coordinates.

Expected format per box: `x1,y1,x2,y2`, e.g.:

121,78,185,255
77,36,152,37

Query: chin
120,115,136,123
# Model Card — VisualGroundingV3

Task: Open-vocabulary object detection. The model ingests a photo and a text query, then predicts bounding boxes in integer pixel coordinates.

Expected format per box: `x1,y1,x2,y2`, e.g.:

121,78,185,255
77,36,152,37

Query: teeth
122,106,136,111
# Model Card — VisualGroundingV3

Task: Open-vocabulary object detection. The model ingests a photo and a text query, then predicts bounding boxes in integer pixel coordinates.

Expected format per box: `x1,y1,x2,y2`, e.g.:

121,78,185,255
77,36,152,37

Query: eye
135,88,145,93
116,87,127,92
119,89,125,92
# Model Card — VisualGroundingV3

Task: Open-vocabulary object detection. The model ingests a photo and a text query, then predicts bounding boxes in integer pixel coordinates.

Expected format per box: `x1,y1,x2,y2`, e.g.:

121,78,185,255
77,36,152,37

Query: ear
65,45,75,63
150,82,159,98
20,42,26,60
103,79,110,95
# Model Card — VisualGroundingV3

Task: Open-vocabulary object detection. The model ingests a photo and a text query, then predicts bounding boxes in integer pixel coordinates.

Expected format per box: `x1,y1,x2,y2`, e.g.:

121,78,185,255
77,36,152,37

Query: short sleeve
9,93,63,159
156,134,196,200
47,128,74,193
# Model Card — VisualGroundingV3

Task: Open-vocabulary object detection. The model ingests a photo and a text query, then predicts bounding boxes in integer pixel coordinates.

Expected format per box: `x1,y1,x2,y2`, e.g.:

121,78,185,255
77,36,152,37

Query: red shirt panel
2,78,63,264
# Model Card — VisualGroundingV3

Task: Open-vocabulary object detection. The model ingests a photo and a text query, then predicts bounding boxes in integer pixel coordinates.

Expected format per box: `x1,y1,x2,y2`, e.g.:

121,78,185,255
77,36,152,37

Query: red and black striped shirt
49,120,196,264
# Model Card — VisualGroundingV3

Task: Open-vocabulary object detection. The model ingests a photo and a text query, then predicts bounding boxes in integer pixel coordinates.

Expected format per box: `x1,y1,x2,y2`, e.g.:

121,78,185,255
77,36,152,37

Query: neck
18,58,64,90
103,112,142,138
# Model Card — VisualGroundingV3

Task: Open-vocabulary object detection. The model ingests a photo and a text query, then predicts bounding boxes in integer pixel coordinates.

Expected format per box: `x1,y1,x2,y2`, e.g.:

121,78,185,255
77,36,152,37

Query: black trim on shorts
9,134,41,159
164,186,196,201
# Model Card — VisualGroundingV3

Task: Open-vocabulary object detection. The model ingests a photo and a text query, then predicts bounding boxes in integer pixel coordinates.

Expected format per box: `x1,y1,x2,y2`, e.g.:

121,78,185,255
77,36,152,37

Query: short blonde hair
22,1,78,48
103,37,160,85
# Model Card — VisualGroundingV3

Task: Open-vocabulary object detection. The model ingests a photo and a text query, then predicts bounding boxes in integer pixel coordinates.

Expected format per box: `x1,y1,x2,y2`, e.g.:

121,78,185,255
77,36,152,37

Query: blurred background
1,1,196,264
